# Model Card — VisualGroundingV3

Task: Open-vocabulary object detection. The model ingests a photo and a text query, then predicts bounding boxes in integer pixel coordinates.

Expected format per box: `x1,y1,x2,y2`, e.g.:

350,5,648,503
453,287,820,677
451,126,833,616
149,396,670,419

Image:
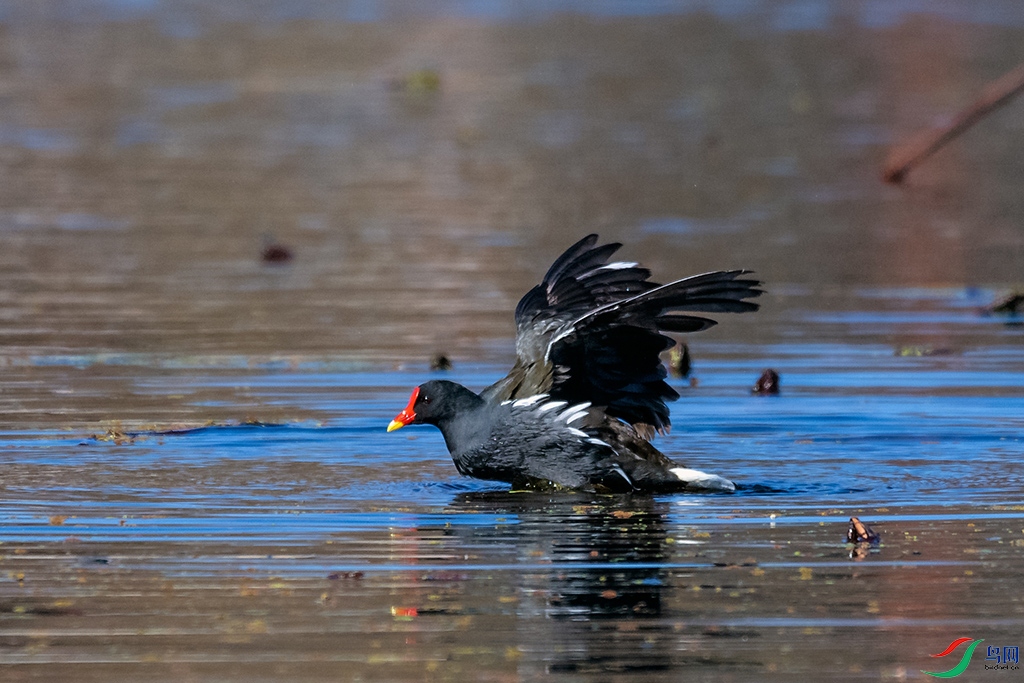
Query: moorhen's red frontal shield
387,386,419,432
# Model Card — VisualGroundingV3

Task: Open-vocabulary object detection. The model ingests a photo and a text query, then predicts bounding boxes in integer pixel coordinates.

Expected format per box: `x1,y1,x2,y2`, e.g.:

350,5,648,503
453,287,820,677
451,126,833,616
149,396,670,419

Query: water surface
1,2,1024,681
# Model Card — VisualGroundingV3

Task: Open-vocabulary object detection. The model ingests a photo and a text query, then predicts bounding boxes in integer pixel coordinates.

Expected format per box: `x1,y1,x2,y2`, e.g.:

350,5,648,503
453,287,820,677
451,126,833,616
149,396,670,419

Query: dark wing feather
513,234,654,331
549,270,761,434
481,235,762,437
484,234,655,403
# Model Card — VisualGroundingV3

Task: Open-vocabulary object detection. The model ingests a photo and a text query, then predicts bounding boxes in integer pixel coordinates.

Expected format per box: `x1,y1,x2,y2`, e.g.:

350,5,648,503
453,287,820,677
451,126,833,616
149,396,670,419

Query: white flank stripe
513,394,548,408
561,402,591,423
563,411,588,425
587,438,611,448
567,427,589,438
538,401,567,413
600,261,638,271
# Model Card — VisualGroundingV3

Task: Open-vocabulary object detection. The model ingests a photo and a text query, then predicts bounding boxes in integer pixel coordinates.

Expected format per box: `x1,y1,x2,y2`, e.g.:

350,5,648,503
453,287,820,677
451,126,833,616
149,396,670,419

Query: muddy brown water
1,3,1024,681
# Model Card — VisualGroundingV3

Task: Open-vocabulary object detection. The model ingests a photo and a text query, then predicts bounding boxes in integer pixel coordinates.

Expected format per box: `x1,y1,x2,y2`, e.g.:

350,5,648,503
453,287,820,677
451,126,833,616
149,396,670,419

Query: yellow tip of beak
386,420,405,433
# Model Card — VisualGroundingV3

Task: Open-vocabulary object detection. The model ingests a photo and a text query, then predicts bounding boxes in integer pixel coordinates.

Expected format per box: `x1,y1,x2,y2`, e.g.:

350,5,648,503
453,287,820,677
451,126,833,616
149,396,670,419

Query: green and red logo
924,637,1020,676
922,638,984,678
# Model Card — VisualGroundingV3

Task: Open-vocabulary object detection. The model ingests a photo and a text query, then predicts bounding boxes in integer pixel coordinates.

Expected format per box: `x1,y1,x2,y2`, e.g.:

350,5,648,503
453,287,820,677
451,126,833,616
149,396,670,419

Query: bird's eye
422,396,432,404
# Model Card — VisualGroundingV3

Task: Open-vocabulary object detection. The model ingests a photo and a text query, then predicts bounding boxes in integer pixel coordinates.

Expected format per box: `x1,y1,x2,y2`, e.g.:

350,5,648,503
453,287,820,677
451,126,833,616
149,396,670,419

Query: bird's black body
388,235,762,493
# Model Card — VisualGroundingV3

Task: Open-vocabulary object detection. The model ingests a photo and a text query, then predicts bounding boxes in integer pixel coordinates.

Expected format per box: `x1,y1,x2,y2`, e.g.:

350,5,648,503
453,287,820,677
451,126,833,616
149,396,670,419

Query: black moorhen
388,234,762,493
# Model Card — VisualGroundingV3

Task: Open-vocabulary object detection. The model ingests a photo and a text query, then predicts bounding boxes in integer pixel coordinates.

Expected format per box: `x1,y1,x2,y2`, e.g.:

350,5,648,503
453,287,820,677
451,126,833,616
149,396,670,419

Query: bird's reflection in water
448,491,678,676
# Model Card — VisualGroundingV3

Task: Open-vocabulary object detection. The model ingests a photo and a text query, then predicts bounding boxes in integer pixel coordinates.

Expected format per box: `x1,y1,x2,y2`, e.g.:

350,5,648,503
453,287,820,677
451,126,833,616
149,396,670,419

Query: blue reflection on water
0,125,77,152
1,335,1021,543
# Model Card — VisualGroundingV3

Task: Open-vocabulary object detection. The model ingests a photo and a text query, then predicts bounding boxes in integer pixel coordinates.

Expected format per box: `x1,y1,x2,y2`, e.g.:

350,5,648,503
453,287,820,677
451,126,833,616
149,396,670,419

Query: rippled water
4,302,1023,681
2,1,1024,681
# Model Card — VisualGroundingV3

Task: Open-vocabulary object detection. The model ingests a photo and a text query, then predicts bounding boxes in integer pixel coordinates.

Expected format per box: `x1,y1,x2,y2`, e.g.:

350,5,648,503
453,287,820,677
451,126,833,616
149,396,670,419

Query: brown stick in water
883,62,1024,184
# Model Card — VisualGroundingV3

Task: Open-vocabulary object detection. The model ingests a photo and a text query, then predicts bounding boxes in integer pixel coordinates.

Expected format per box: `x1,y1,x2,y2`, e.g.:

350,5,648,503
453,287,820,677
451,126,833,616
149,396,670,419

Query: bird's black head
387,379,481,432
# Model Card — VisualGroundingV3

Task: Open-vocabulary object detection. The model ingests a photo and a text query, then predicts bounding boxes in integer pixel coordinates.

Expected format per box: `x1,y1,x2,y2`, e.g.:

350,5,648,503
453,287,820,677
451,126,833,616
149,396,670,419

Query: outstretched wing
480,234,762,437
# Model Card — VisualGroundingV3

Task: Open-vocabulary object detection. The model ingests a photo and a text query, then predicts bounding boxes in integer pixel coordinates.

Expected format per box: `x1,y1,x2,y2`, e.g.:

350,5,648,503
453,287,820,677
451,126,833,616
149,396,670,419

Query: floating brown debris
846,517,880,544
752,369,780,395
261,242,294,263
91,426,137,445
668,343,691,378
429,353,453,371
392,68,441,95
90,419,287,443
0,602,84,617
986,291,1024,315
896,345,956,357
847,517,880,560
712,559,759,569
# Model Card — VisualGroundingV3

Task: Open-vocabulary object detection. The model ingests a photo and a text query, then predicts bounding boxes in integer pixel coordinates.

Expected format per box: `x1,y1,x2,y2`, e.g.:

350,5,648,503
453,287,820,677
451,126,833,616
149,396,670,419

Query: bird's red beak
387,386,419,432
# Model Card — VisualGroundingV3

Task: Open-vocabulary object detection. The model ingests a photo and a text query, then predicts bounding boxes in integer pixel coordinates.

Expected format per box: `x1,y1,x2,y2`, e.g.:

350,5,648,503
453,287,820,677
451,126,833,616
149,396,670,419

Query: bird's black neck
422,383,487,455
